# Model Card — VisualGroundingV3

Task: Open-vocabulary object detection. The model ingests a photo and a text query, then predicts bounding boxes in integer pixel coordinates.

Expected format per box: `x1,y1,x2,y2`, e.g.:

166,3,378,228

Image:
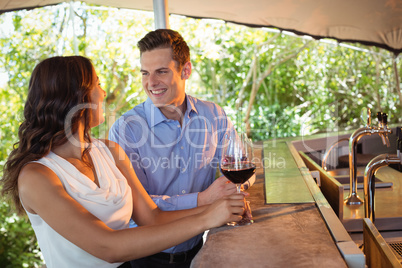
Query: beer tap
345,109,392,205
364,126,402,222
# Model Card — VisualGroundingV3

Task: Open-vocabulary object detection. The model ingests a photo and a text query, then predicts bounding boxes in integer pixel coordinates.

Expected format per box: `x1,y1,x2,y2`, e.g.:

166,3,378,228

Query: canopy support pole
69,0,78,55
153,0,169,29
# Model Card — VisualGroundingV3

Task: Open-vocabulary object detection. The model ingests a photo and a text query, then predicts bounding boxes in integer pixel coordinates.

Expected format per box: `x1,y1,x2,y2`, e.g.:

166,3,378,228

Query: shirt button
181,146,184,150
182,190,186,194
177,125,180,128
182,168,186,172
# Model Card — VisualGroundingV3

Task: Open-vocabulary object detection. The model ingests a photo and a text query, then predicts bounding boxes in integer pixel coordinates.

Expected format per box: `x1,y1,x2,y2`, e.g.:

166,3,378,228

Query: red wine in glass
220,162,256,185
220,133,255,226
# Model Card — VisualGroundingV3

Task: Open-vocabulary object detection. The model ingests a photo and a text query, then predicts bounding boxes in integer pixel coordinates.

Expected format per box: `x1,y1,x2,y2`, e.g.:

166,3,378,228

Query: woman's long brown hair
1,56,94,214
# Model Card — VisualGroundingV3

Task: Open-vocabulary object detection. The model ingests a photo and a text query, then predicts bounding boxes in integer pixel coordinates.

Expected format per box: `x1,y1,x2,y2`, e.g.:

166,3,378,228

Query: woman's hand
201,193,246,229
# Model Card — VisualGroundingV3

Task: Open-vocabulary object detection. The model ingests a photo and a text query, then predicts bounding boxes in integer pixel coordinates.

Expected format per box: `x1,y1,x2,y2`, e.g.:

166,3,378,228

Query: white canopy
1,0,402,54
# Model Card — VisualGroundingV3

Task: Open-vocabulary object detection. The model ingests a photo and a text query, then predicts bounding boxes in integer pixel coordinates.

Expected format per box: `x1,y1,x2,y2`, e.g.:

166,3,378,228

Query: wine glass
220,132,256,226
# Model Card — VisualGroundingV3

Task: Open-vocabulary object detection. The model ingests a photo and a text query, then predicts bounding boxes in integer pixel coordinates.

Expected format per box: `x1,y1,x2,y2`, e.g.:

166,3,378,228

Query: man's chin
150,99,168,107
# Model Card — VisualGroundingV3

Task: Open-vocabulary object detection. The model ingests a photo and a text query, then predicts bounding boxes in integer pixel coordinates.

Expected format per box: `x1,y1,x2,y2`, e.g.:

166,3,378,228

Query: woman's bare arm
18,160,244,263
103,139,220,226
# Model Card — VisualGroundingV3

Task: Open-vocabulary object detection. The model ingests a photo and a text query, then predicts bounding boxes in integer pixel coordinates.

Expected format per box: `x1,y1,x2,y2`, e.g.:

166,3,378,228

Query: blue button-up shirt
109,94,233,253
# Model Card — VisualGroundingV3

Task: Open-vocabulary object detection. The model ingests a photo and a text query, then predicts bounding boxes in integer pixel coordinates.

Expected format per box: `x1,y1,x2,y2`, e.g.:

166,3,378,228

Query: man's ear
181,61,192,79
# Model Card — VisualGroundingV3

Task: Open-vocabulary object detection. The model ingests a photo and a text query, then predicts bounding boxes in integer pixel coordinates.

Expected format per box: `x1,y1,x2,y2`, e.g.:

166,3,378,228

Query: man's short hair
137,29,190,69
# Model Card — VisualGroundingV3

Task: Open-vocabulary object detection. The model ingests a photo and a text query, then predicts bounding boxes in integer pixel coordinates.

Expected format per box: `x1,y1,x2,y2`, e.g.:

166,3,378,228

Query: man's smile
150,88,167,96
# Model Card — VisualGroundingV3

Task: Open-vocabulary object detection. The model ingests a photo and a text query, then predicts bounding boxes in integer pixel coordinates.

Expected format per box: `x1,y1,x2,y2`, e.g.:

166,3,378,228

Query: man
109,29,252,267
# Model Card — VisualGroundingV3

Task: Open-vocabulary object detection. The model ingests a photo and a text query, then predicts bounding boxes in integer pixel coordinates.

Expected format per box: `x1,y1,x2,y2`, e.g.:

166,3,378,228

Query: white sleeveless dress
24,139,132,268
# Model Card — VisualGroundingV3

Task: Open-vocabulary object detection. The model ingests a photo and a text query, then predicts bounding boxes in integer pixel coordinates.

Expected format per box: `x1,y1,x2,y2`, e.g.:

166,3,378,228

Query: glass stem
236,184,241,193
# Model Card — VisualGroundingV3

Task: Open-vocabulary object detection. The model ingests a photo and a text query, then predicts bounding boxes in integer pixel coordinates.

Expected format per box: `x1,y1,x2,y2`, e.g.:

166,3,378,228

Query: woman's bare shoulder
19,162,56,181
18,162,61,213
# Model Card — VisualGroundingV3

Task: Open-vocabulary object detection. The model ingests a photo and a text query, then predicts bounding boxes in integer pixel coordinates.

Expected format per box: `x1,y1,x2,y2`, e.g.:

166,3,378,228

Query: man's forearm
150,192,199,211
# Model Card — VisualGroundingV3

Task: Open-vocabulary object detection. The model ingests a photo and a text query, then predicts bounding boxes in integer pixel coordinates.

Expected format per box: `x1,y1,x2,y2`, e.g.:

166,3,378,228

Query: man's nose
149,73,159,86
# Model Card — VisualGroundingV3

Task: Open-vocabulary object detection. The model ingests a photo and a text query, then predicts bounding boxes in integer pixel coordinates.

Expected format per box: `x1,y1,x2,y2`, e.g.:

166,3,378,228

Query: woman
1,56,245,267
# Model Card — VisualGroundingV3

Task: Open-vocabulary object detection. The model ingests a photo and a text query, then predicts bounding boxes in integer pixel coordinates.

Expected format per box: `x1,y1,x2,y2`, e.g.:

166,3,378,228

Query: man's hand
197,176,237,206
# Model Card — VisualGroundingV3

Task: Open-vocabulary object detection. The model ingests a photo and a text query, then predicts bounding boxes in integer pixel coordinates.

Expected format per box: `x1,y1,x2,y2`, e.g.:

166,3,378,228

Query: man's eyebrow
140,67,169,72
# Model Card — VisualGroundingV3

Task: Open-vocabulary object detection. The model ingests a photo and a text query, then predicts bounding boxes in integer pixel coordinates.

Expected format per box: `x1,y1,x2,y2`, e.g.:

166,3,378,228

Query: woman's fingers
204,193,251,228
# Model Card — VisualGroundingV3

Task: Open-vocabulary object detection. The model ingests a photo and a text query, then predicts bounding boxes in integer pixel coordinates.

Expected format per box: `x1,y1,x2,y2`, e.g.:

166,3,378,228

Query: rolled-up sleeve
150,192,198,211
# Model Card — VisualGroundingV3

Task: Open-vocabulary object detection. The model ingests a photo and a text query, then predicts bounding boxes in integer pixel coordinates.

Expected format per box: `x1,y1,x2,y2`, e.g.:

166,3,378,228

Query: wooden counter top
191,141,361,267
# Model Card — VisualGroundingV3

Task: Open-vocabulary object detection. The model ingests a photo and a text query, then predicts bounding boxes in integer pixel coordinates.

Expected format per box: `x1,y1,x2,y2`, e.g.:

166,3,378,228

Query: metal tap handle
379,112,390,147
377,112,383,127
382,113,388,125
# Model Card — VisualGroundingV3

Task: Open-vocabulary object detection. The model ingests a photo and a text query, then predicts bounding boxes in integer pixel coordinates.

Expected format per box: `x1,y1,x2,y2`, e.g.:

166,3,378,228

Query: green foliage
176,21,402,140
0,201,43,267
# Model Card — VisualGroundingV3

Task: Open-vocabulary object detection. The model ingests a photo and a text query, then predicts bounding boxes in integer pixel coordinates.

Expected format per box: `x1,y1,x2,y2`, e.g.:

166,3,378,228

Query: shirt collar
145,94,198,128
185,94,198,118
144,98,166,127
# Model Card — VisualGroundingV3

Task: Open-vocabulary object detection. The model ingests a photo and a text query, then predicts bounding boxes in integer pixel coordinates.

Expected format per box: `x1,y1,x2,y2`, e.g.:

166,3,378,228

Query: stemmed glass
220,132,256,226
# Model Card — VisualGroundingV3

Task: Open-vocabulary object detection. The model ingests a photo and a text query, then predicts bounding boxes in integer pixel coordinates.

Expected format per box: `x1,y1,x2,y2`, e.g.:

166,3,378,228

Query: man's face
140,47,190,109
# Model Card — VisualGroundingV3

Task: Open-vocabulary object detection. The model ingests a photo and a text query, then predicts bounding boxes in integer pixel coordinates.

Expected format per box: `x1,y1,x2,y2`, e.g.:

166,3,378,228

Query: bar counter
191,139,364,267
